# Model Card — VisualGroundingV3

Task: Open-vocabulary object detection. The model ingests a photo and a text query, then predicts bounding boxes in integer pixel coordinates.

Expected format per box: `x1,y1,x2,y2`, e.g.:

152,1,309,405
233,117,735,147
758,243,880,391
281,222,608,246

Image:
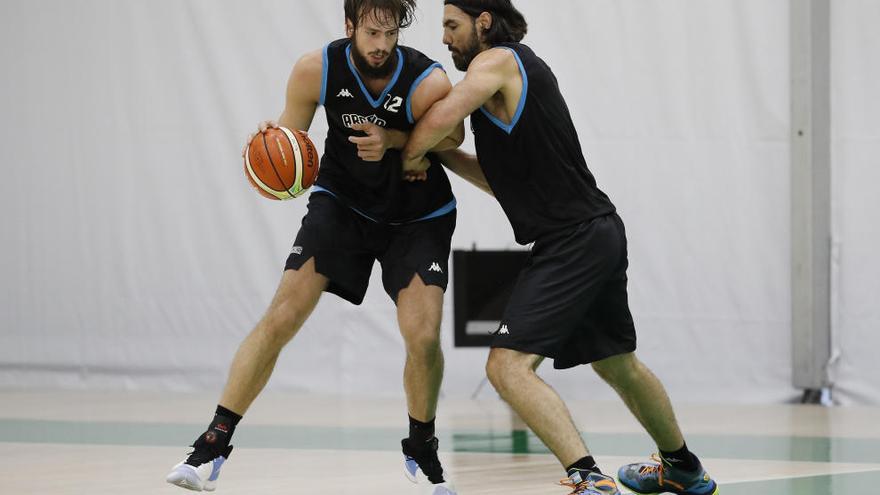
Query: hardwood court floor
1,391,878,494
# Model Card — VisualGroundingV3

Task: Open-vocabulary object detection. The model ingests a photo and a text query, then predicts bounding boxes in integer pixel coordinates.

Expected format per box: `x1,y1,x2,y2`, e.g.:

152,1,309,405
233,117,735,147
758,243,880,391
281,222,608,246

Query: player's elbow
448,122,465,148
422,115,462,152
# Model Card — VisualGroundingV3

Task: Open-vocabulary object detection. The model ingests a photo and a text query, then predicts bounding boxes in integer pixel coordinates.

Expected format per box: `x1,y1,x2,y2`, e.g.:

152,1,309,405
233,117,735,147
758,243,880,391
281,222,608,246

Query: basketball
244,127,319,200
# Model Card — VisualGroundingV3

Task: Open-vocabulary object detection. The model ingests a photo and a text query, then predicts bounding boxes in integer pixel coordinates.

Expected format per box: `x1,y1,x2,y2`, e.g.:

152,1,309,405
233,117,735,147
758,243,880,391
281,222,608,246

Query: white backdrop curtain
831,0,880,405
0,0,876,404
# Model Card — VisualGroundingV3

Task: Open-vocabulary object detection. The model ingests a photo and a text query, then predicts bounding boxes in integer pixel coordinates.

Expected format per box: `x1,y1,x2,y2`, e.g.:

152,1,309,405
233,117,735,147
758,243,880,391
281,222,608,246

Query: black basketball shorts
284,192,456,305
491,213,637,369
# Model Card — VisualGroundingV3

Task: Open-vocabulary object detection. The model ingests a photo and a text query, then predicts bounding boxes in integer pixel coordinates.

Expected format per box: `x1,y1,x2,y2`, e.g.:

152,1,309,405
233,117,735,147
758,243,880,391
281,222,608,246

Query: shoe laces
637,453,664,477
185,435,230,466
185,446,218,466
558,479,589,494
638,454,685,492
558,476,617,494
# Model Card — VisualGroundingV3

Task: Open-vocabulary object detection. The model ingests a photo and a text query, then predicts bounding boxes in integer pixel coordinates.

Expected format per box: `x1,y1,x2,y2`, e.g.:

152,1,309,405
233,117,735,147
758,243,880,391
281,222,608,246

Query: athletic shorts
284,192,456,305
491,213,637,369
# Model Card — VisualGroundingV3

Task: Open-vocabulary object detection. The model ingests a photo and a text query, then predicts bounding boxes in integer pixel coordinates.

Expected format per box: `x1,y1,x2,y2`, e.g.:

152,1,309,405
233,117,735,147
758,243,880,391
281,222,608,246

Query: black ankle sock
185,407,239,466
408,415,436,443
215,405,243,426
566,456,601,478
203,405,242,447
659,443,700,472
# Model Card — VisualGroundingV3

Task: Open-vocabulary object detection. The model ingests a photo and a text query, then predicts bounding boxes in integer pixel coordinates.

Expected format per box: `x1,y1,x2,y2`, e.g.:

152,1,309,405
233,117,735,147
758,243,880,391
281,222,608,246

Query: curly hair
444,0,527,43
345,0,418,29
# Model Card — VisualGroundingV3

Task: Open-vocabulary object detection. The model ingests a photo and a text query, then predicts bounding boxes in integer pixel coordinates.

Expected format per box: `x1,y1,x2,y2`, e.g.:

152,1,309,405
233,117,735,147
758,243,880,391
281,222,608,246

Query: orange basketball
244,127,319,200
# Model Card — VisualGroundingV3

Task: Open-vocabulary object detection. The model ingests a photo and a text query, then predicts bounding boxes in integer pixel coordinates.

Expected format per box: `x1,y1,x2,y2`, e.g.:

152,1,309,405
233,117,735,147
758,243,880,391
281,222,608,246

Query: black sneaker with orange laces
617,454,719,494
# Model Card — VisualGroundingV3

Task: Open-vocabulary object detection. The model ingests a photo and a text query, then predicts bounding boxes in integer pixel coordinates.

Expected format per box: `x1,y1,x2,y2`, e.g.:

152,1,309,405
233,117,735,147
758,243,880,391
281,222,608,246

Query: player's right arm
244,49,323,152
277,49,323,131
435,148,493,196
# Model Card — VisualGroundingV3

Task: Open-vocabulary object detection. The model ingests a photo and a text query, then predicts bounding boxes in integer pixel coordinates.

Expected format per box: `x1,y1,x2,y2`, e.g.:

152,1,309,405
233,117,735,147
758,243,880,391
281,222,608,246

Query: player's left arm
401,49,515,174
349,68,463,162
436,148,493,195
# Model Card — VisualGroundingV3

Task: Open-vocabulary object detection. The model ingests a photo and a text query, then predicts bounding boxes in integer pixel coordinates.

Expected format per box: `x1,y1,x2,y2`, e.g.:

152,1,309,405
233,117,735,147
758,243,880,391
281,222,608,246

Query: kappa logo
428,262,443,273
291,246,303,255
497,324,510,335
337,88,354,98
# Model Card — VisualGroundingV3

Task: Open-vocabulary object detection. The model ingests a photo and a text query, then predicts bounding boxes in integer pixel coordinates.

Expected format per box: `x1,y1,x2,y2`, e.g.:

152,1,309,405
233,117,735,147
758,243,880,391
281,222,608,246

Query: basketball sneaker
402,437,457,494
166,434,233,492
559,470,621,494
617,454,718,495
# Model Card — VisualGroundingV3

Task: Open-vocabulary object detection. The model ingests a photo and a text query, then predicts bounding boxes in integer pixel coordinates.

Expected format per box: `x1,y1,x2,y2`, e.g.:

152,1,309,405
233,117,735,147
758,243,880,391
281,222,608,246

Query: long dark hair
345,0,417,29
444,0,527,43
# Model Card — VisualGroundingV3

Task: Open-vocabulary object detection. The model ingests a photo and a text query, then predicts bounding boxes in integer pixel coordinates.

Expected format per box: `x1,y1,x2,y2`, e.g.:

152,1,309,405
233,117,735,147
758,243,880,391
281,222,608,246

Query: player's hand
348,122,390,162
241,121,308,158
258,120,279,133
402,155,430,182
242,121,278,157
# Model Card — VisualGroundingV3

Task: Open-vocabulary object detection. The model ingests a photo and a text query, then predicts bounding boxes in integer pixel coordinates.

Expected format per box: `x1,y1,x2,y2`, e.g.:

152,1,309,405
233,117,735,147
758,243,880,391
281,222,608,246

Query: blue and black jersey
315,38,455,224
470,43,615,244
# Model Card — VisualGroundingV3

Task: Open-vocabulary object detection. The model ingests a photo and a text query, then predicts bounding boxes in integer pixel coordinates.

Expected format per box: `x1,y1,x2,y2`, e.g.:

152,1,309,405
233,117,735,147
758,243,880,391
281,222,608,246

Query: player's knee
485,358,505,393
485,349,520,395
260,301,308,346
403,328,441,361
400,314,440,347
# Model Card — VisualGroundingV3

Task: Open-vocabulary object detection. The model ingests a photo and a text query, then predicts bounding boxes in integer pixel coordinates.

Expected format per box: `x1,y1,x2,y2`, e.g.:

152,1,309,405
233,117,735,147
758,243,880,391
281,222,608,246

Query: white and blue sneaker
166,442,233,492
402,437,457,494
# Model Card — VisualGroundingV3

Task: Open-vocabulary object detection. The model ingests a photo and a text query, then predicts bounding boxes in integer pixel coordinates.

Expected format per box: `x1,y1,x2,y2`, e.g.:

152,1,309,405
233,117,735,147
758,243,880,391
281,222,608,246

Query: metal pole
790,0,832,403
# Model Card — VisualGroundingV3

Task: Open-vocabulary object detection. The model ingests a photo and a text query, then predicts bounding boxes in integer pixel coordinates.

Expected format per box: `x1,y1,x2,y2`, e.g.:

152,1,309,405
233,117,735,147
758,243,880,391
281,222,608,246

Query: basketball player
401,1,719,494
165,1,462,493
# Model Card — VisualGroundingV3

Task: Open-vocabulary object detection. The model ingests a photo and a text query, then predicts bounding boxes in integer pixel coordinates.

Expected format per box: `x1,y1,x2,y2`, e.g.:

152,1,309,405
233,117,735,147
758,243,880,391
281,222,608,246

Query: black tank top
470,43,615,244
315,39,455,224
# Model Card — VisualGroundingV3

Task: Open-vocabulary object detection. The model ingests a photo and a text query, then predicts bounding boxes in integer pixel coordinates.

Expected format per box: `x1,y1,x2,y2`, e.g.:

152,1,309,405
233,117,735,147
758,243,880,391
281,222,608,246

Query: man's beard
351,36,398,79
450,23,482,71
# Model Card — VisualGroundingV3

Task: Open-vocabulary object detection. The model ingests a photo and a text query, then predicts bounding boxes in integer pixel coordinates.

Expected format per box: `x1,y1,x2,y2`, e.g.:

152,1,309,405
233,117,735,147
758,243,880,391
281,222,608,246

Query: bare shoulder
414,67,452,98
285,48,324,104
468,47,519,75
288,49,324,87
409,67,452,120
292,49,324,78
